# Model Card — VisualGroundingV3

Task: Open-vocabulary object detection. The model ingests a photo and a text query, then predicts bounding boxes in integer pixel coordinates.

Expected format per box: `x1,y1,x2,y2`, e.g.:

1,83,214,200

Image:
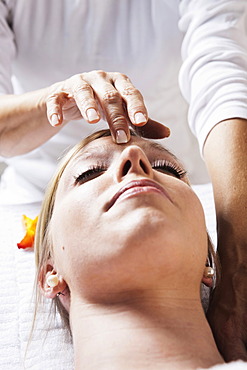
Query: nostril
139,159,149,174
122,160,131,176
122,159,149,176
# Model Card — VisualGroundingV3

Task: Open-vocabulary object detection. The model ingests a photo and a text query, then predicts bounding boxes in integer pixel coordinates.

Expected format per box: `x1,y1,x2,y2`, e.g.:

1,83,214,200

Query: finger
93,81,131,144
68,75,100,123
131,118,171,139
46,92,69,126
111,72,148,126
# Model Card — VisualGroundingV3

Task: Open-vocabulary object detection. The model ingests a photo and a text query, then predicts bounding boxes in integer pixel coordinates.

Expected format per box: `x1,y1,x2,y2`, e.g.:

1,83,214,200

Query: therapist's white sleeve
179,0,247,155
0,0,15,94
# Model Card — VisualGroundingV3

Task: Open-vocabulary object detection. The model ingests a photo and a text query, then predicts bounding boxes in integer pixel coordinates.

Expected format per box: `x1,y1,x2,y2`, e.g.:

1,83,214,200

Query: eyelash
74,160,186,184
152,159,187,179
74,164,107,184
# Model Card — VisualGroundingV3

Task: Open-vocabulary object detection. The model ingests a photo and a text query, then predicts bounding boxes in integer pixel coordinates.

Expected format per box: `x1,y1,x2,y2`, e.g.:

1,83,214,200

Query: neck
69,291,223,370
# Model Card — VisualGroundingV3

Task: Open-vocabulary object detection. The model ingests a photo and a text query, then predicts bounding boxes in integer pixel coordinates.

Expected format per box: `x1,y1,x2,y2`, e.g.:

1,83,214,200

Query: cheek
180,187,208,260
167,182,208,258
50,194,97,273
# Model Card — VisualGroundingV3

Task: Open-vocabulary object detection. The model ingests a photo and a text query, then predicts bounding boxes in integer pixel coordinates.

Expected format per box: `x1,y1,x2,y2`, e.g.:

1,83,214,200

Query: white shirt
0,0,247,203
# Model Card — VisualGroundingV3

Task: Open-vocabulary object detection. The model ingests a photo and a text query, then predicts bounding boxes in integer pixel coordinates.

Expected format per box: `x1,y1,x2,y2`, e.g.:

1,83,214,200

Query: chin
111,206,171,246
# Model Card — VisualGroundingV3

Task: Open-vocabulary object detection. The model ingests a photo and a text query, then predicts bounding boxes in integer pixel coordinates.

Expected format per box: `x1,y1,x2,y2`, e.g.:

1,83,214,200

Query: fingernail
86,108,99,123
134,112,146,125
51,114,59,126
166,127,171,137
116,129,128,144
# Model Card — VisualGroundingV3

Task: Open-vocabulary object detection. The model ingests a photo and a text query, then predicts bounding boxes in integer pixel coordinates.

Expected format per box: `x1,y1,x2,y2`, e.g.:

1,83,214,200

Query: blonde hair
34,129,218,334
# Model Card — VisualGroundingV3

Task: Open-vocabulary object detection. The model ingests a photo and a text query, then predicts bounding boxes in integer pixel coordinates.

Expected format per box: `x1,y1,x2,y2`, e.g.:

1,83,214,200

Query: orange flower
17,215,38,250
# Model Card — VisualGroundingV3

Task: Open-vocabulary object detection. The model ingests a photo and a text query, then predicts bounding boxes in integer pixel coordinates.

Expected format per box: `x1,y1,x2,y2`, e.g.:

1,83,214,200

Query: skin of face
49,136,208,303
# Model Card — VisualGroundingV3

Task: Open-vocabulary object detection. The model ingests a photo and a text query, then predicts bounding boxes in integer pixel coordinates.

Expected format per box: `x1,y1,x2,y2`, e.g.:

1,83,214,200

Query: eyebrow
143,141,179,161
72,143,112,162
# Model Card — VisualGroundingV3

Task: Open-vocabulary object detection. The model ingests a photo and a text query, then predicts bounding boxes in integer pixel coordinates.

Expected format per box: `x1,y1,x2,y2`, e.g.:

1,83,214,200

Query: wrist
22,87,49,116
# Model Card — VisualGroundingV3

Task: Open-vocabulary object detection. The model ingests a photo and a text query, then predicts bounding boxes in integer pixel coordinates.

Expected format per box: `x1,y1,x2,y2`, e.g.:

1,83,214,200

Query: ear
39,262,67,299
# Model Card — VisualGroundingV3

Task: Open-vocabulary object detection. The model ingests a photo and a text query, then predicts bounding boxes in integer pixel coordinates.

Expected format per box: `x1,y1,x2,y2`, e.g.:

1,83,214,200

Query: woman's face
50,136,208,300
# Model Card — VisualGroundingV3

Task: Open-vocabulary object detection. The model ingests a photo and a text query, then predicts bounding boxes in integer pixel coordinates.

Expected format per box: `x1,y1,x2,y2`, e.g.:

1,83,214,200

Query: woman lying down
35,129,224,369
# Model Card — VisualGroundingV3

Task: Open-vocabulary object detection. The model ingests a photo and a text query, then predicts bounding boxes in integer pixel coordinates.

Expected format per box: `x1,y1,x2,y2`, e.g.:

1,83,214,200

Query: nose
115,145,153,182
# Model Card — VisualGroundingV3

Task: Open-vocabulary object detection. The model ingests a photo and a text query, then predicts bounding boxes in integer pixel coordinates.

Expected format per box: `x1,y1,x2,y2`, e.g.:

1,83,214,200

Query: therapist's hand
46,70,170,143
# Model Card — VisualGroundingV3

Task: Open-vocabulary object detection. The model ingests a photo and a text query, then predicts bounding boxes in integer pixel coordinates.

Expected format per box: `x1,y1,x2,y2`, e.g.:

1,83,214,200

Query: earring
57,291,65,296
46,274,59,288
203,266,215,279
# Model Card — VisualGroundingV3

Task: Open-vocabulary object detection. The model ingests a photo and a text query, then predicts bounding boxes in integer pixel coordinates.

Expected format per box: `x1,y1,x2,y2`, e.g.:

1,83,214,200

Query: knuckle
102,90,120,104
120,73,129,81
68,74,82,84
111,114,127,127
46,92,64,104
87,70,106,79
121,73,129,80
74,83,92,95
95,70,107,78
113,72,129,80
121,86,139,97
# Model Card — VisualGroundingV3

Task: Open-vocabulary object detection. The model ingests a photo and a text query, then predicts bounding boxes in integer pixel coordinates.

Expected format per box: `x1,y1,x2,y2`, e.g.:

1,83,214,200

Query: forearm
0,89,61,157
204,119,247,361
204,118,247,268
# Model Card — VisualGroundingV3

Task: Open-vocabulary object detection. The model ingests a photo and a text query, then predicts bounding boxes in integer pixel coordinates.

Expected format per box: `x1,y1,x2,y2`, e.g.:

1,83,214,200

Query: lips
106,179,171,211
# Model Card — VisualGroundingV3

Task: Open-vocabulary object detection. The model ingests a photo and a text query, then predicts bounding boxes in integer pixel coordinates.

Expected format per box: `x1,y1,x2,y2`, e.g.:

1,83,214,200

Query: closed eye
152,160,187,179
74,164,107,184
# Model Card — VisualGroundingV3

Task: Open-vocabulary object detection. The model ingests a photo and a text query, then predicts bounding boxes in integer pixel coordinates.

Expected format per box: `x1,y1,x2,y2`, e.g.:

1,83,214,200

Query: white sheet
0,184,246,369
0,202,73,369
